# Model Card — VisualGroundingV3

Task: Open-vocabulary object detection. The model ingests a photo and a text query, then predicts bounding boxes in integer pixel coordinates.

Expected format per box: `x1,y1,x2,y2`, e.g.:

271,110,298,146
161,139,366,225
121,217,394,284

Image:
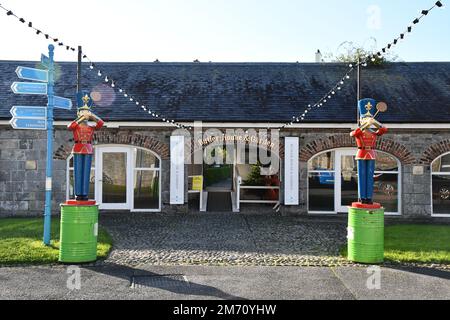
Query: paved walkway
1,265,449,300
101,213,350,267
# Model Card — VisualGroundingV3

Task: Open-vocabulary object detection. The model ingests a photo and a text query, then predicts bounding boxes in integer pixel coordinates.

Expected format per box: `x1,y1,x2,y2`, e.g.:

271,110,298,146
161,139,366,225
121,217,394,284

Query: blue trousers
357,160,375,201
73,154,92,199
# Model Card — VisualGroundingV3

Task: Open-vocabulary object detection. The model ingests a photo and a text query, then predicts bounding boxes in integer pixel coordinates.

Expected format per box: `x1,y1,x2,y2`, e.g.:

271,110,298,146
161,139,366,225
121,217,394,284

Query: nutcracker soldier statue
68,94,104,202
59,93,104,264
347,98,388,265
350,98,388,208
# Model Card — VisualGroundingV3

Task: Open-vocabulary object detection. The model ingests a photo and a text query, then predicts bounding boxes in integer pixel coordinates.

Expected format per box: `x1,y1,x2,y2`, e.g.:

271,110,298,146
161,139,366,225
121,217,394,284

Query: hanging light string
0,3,189,129
280,0,444,129
84,59,190,129
1,1,444,130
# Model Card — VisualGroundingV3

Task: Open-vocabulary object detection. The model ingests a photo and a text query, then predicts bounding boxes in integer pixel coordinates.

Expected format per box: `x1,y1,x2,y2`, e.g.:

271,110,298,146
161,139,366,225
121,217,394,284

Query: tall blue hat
76,91,94,110
358,98,377,118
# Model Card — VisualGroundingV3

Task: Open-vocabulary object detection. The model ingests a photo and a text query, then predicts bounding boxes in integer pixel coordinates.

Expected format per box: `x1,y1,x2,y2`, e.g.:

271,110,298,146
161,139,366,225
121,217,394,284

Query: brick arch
419,139,450,165
299,134,415,164
54,131,170,160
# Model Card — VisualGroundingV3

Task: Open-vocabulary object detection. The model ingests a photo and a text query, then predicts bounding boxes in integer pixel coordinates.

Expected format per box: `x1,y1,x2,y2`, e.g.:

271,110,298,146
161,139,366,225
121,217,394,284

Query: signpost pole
43,44,55,246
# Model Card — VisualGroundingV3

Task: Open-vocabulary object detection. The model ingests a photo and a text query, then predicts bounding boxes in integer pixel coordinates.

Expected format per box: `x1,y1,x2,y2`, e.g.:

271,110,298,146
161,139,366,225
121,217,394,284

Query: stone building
0,61,449,218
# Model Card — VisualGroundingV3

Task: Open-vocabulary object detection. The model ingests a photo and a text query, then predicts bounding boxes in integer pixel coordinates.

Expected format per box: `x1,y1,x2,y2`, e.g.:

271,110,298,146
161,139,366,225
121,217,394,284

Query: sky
0,0,448,63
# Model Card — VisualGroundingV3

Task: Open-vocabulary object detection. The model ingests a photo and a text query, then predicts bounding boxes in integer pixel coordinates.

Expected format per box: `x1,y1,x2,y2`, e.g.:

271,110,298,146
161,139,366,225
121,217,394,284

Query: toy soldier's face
78,109,90,118
360,117,373,129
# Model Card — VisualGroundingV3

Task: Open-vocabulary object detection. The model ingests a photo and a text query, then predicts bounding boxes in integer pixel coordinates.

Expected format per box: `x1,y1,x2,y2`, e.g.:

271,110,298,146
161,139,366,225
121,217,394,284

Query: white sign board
170,136,185,204
284,137,299,205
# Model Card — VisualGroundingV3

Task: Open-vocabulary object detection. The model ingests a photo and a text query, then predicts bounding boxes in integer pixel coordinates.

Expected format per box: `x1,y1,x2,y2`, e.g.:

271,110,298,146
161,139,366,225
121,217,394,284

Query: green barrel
59,204,99,263
347,207,384,264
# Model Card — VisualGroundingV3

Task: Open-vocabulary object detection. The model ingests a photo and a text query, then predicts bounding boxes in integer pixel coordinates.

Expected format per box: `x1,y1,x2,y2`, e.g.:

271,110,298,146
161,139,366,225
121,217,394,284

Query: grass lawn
0,218,113,265
342,224,450,264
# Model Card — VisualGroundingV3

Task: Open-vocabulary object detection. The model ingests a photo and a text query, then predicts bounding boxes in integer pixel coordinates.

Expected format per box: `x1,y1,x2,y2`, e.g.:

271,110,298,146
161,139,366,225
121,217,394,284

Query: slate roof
0,61,449,123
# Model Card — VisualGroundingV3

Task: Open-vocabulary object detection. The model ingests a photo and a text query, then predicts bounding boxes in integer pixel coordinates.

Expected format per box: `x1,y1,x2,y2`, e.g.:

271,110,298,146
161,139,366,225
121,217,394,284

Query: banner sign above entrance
170,136,185,205
284,137,299,205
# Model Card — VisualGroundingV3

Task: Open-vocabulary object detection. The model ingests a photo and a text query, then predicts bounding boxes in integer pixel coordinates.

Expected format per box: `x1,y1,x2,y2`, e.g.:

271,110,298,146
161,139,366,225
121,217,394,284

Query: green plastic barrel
347,207,384,264
59,204,99,263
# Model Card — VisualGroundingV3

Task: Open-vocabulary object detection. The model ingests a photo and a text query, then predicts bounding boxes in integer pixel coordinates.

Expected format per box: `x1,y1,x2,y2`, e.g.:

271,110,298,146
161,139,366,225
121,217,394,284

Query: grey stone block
413,183,429,194
0,160,18,171
413,194,430,205
0,200,29,212
0,150,26,161
11,171,26,181
11,182,25,193
0,170,11,181
19,139,33,150
25,170,46,181
1,140,19,149
14,192,36,201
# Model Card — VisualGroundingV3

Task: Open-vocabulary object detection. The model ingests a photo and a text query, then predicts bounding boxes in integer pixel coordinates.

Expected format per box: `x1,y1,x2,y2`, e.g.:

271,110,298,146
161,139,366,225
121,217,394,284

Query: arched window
431,152,450,216
67,145,161,211
307,148,401,215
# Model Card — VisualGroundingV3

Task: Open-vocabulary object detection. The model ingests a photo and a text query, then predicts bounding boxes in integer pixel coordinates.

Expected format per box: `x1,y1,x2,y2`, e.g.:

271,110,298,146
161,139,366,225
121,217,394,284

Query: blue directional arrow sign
9,118,47,130
10,106,47,118
15,66,48,82
54,96,72,110
11,82,48,95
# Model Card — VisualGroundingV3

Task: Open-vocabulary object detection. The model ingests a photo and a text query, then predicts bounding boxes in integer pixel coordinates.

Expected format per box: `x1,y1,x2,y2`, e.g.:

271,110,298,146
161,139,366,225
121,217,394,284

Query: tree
323,39,400,66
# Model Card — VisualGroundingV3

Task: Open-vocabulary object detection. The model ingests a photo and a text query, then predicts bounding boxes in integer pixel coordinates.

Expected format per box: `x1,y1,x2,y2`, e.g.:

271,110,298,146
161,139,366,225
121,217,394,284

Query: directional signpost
10,106,47,118
10,118,47,130
15,66,48,82
10,45,73,246
11,82,48,95
54,96,73,110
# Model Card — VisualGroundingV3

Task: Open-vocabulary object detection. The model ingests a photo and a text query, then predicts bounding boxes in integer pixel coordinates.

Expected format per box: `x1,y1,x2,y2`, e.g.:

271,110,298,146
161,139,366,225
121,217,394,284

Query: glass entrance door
96,147,132,210
336,150,358,212
203,146,233,191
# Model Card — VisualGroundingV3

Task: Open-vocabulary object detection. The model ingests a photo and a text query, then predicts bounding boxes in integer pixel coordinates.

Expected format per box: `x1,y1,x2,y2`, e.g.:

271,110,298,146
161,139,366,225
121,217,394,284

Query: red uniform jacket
350,127,388,160
68,120,104,154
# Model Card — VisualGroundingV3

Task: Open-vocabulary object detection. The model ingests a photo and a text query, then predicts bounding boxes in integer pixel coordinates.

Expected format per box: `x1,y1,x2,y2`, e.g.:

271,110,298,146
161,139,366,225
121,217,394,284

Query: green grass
341,224,450,264
0,218,113,265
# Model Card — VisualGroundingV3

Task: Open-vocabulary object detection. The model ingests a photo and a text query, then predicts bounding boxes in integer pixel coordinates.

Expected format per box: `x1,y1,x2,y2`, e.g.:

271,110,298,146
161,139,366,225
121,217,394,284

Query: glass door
203,146,233,191
335,150,358,212
96,147,132,210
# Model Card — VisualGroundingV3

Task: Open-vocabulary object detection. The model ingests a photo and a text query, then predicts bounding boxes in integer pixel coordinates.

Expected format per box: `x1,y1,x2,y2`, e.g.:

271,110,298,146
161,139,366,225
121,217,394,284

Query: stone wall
1,125,449,218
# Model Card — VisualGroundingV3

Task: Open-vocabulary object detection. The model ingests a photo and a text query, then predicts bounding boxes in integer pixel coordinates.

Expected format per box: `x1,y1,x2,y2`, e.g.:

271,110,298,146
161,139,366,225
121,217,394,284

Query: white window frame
130,146,162,212
96,146,132,210
431,151,450,218
307,148,402,215
66,144,162,212
307,150,336,215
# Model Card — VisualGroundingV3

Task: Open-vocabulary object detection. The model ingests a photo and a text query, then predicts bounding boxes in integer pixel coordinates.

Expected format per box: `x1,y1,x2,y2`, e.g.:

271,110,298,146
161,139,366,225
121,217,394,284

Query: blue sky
0,0,448,62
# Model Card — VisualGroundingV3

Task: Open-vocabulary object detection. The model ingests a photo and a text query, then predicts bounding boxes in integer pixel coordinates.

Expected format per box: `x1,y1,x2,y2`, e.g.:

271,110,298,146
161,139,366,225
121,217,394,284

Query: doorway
96,147,132,210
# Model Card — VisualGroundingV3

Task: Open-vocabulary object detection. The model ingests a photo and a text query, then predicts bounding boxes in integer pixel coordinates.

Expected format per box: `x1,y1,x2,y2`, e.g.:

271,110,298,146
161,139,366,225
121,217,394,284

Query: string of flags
0,1,445,131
